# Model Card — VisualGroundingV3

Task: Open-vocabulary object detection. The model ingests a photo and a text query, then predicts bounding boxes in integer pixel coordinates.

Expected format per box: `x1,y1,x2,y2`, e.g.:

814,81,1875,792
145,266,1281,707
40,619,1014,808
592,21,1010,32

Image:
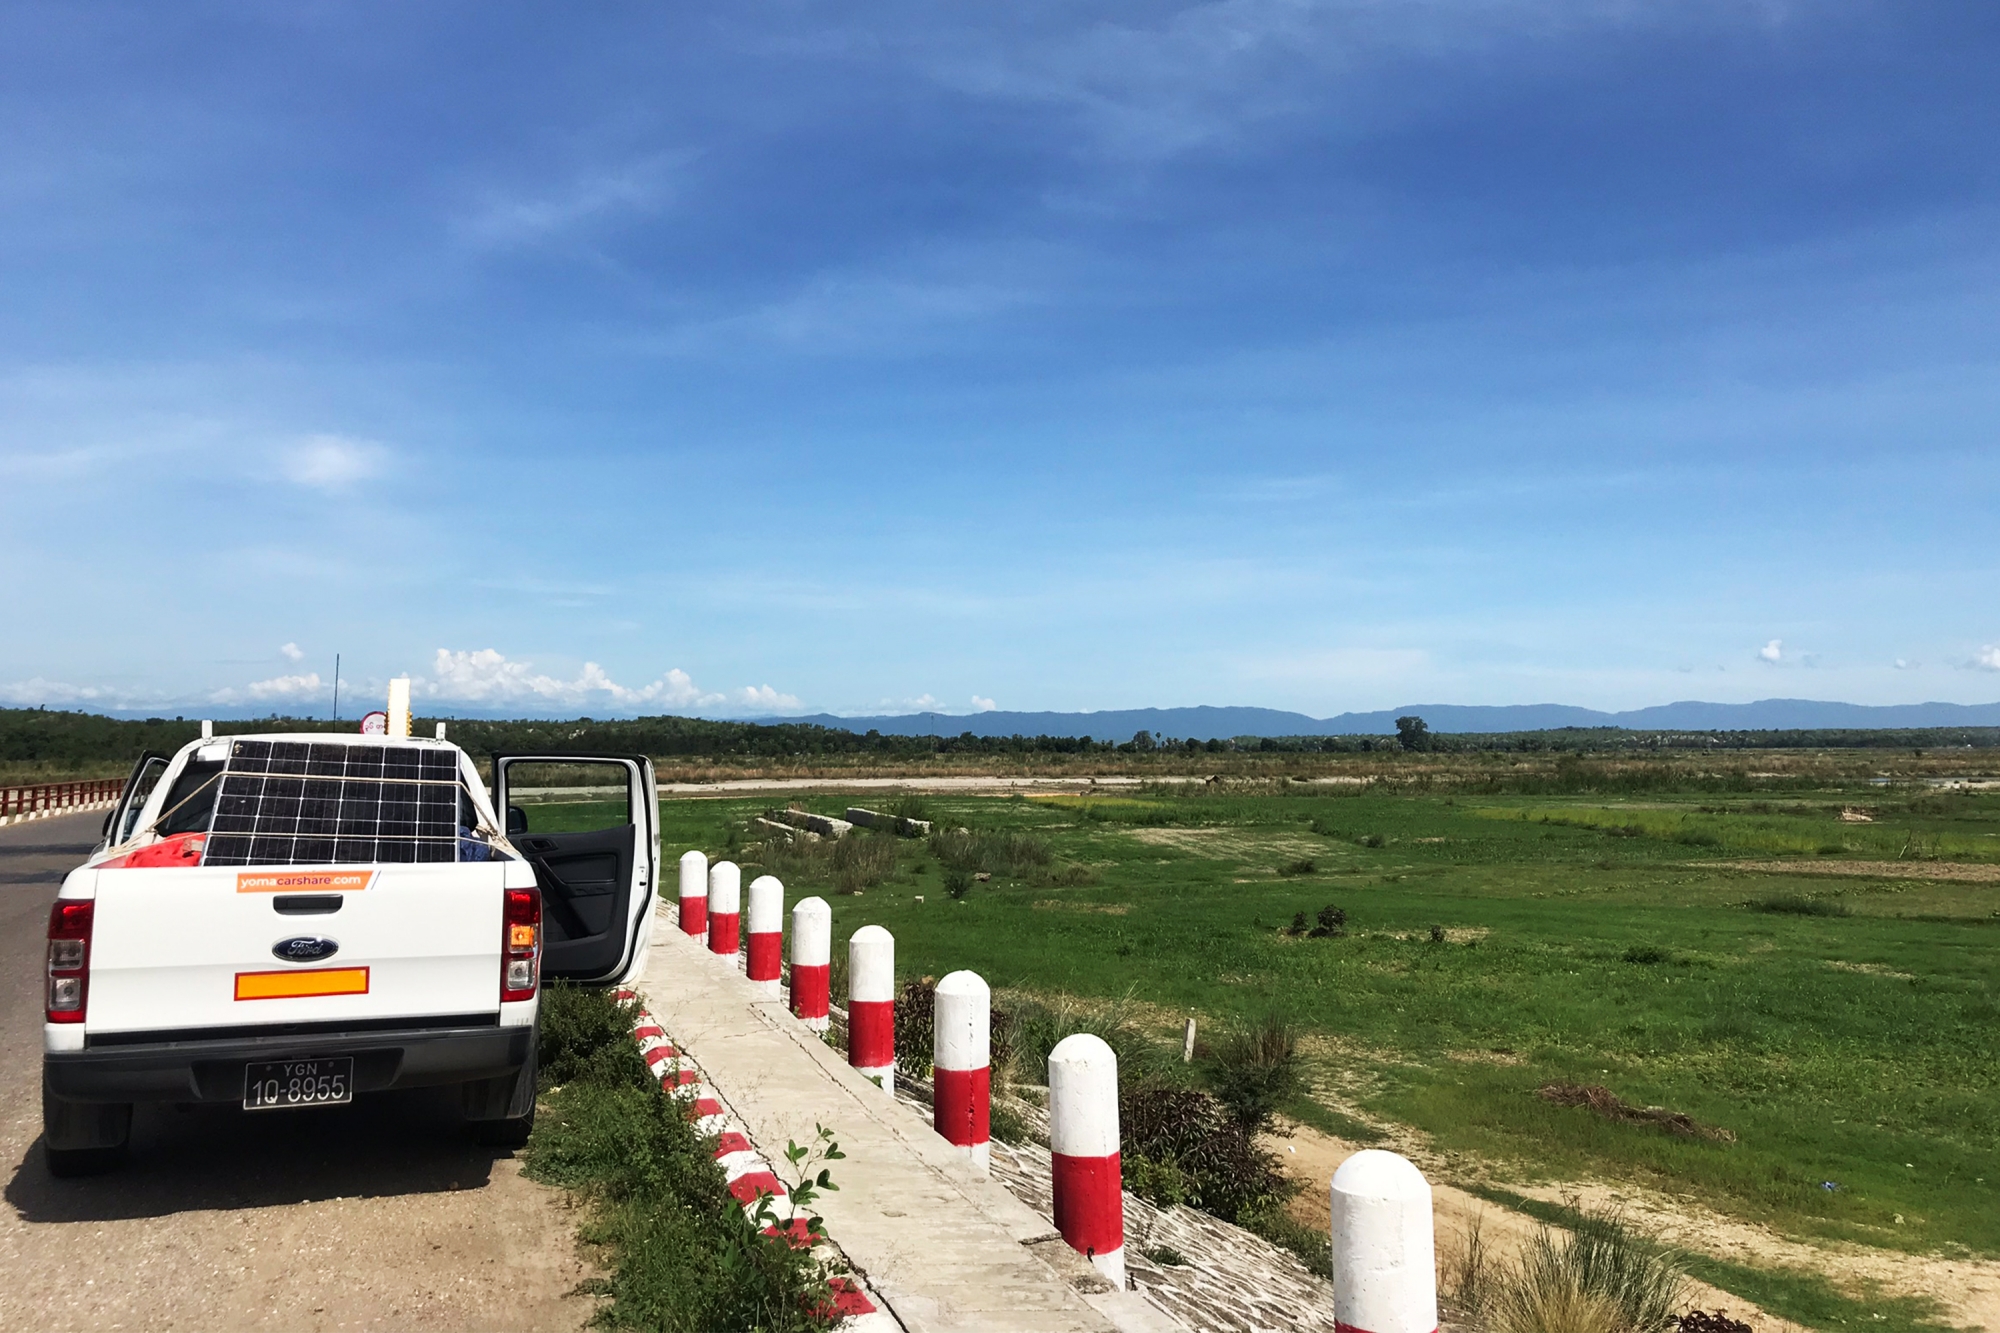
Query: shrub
1307,904,1347,938
889,795,931,823
1287,911,1310,936
943,869,973,900
1278,858,1317,876
524,985,841,1332
1428,924,1446,944
1623,945,1670,965
537,981,650,1091
1203,1017,1305,1131
1120,1086,1293,1222
894,977,937,1079
1748,894,1850,917
1358,833,1386,848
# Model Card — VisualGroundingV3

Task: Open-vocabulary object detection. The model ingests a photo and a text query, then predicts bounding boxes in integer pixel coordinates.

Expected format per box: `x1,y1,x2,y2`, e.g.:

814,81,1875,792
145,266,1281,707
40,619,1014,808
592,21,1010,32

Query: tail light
47,900,93,1024
502,887,541,1002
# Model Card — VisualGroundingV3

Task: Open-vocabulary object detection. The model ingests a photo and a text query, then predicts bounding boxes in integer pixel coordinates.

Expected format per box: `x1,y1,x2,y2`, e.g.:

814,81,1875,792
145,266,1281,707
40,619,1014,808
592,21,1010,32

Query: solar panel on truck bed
202,740,462,865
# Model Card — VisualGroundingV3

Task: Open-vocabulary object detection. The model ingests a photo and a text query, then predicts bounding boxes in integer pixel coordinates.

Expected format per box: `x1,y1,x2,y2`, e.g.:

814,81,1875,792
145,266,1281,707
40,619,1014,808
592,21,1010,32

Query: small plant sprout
747,1123,846,1247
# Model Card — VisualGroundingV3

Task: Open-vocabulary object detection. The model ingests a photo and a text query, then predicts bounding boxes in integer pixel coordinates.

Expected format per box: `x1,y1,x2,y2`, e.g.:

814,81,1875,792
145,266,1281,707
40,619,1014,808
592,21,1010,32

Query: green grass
523,984,841,1332
639,785,2000,1277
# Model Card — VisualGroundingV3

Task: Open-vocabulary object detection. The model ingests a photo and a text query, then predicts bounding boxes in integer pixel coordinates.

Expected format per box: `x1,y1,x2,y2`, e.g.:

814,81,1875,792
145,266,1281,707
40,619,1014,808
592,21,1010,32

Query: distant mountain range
756,699,2000,740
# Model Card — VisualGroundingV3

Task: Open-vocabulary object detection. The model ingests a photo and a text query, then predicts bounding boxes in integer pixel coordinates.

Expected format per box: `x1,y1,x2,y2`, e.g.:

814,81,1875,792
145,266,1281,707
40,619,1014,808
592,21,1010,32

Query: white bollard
746,875,784,998
1330,1150,1437,1333
847,925,895,1097
1048,1033,1124,1288
707,860,741,963
933,970,991,1174
677,849,708,939
790,896,832,1031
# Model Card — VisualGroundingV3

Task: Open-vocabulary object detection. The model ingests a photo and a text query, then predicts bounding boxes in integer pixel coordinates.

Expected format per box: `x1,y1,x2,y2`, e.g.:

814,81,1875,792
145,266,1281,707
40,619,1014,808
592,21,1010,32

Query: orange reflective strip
235,870,375,893
234,967,370,1001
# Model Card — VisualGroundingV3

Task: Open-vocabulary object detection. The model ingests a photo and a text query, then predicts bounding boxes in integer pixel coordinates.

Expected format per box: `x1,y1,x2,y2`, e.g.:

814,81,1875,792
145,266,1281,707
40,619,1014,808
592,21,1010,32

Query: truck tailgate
87,863,506,1035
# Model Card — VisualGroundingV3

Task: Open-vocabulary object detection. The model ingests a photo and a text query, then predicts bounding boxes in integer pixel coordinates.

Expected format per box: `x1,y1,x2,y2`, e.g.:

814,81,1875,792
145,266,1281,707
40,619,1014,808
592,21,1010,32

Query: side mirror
506,805,528,836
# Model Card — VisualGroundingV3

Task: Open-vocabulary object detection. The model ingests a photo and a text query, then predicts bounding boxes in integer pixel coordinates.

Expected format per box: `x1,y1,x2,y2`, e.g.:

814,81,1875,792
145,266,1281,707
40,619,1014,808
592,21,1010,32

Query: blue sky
2,1,1996,719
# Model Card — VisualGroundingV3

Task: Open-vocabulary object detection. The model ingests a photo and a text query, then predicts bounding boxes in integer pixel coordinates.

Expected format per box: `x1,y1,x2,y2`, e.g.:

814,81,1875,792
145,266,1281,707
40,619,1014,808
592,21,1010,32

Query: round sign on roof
359,711,389,735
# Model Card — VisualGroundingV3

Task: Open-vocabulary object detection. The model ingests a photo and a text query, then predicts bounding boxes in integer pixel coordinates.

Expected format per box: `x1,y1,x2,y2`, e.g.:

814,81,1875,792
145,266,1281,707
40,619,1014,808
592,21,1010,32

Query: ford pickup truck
41,732,658,1175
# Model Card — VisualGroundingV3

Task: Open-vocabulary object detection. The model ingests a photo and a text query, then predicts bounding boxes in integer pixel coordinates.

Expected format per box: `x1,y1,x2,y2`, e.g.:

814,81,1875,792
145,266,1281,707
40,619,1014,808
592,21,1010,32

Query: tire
41,1080,131,1177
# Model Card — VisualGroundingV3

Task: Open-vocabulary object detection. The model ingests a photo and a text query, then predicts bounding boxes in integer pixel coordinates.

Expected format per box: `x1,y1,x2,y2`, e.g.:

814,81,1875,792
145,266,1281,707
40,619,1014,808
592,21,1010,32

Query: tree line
2,706,1995,775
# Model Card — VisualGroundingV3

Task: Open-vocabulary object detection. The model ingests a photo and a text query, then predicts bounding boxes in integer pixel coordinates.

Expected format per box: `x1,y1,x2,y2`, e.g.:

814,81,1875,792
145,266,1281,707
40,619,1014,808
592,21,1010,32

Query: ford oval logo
273,936,339,963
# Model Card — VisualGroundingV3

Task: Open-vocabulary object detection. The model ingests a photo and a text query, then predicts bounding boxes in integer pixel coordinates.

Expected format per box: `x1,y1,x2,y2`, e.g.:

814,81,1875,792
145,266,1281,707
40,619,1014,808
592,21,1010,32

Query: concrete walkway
635,920,1184,1333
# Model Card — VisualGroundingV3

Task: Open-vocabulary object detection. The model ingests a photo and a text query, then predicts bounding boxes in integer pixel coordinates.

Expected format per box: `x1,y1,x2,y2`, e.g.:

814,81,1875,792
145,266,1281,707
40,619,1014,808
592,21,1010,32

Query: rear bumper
44,1020,532,1104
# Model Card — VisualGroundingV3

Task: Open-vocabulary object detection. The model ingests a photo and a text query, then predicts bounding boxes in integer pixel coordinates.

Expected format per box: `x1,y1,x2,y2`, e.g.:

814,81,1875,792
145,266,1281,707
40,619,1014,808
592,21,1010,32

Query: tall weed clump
756,825,900,894
997,991,1180,1089
524,984,840,1333
929,827,1090,885
1448,1203,1688,1333
1202,1017,1306,1130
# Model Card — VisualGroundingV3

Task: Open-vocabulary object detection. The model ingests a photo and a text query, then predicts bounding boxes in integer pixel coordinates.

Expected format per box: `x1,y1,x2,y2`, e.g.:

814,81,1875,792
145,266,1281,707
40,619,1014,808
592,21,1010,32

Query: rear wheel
42,1080,131,1177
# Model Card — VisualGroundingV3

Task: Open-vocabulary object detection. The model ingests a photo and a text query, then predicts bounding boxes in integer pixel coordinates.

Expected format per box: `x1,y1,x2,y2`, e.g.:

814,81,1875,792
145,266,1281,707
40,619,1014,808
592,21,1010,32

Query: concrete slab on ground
636,919,1184,1333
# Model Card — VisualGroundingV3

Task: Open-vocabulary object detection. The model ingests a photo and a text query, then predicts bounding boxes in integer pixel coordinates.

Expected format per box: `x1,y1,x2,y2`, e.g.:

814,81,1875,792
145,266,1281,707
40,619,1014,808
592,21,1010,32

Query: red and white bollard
746,875,784,998
677,849,708,939
1049,1033,1123,1288
847,924,895,1097
933,969,990,1175
1330,1149,1437,1333
707,860,741,963
790,896,832,1031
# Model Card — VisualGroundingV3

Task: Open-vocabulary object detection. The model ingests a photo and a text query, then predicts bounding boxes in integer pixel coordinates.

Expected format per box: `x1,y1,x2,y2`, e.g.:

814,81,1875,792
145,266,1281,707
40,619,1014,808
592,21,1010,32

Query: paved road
0,813,590,1331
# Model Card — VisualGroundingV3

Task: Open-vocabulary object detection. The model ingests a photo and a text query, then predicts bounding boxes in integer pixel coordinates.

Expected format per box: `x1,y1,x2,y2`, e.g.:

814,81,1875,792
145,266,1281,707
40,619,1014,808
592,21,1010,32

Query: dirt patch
1128,826,1331,863
1826,959,1917,981
1698,858,2000,883
1447,1048,1525,1067
1537,1082,1736,1143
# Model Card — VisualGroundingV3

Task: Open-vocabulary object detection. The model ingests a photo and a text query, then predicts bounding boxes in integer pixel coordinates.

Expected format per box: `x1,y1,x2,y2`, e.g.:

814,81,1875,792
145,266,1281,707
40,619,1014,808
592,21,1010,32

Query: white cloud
210,672,324,705
279,642,304,663
971,695,998,712
1976,646,2000,672
460,155,681,249
415,648,798,714
1894,657,1917,670
0,676,117,706
283,434,389,490
1758,639,1783,664
733,685,804,713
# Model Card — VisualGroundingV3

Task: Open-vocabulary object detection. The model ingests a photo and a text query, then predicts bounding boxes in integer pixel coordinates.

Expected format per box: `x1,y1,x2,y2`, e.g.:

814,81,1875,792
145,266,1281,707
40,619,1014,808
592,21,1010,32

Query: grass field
536,780,1998,1302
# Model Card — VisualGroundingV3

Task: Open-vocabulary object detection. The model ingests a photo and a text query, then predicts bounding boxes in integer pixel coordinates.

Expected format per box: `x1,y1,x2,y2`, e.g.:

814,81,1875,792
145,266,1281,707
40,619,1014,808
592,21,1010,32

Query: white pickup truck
41,732,659,1176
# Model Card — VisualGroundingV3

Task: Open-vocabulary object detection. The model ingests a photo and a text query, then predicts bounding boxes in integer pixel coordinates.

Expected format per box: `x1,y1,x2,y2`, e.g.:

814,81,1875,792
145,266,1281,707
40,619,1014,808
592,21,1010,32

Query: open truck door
98,751,170,852
493,754,658,986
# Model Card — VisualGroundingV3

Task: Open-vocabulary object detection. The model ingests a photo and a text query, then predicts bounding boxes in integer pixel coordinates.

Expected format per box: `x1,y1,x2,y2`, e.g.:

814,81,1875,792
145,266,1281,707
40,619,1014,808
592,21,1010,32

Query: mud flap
42,1078,132,1151
463,1026,538,1122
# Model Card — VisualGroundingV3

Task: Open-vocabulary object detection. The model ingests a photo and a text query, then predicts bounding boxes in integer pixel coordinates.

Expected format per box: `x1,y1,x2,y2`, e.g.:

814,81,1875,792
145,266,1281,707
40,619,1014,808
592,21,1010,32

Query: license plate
243,1057,354,1110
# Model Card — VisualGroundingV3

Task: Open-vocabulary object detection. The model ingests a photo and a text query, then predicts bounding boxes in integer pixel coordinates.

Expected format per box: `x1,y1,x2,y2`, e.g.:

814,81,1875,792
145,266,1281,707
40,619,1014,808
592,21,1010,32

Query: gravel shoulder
0,814,595,1332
